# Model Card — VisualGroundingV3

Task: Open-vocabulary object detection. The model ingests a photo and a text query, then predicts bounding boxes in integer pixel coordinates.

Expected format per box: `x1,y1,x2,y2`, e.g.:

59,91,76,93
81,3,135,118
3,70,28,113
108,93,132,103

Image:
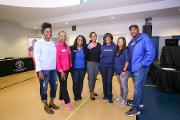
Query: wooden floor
0,71,135,120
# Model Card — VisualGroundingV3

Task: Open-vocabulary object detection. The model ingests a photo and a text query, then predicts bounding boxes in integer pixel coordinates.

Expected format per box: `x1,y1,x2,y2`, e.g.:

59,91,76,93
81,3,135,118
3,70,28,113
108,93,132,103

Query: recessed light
33,26,38,29
110,16,115,19
65,22,69,25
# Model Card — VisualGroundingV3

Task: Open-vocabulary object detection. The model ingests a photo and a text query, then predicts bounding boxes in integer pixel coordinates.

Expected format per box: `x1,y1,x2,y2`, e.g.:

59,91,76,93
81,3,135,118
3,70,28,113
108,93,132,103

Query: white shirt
33,38,56,72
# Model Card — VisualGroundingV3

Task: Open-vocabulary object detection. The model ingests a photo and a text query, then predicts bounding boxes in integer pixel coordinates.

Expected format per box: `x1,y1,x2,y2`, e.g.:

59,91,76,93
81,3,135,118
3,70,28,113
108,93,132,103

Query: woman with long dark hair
114,37,130,108
70,35,87,101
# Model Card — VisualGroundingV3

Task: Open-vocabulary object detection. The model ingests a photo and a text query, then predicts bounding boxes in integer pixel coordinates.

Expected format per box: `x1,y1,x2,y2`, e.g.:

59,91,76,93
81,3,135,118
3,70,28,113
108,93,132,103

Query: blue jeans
71,68,86,99
100,66,114,100
38,70,58,103
132,66,149,109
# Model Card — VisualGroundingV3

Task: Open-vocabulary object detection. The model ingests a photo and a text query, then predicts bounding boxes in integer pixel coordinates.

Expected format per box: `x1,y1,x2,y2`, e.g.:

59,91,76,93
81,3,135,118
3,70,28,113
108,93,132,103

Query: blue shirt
100,43,116,68
74,47,85,68
114,49,130,75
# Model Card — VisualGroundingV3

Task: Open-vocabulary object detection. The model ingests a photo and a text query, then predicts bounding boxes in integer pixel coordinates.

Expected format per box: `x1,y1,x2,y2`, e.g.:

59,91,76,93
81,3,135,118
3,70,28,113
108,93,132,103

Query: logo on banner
15,60,24,69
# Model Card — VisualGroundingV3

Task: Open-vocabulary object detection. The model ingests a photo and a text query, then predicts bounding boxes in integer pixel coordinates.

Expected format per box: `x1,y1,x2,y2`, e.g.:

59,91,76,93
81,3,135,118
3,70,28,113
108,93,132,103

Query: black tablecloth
0,58,35,77
149,64,180,93
160,46,180,68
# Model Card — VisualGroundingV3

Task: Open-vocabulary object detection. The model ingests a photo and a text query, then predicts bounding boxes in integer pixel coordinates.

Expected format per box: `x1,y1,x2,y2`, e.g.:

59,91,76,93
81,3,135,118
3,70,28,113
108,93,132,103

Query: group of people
34,22,156,116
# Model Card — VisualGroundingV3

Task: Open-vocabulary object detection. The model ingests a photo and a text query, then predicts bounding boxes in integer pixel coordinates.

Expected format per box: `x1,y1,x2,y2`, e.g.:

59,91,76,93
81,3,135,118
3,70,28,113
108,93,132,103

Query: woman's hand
38,71,44,80
120,71,126,78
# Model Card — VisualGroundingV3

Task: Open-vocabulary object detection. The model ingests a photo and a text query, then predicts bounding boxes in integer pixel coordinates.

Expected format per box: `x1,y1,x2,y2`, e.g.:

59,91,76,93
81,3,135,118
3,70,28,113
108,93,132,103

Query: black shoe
90,93,96,100
90,96,96,100
93,92,98,96
108,99,113,104
78,96,82,101
125,108,140,117
103,96,108,101
127,99,133,106
74,98,78,101
49,103,59,110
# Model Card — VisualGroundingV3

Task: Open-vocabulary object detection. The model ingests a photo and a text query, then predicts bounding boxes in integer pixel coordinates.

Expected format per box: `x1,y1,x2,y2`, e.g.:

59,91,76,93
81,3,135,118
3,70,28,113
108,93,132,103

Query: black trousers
100,67,114,100
57,71,70,104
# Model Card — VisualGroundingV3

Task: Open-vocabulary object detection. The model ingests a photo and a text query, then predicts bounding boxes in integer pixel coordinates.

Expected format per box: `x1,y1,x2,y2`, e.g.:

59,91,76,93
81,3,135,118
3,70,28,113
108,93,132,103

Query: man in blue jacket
126,25,156,116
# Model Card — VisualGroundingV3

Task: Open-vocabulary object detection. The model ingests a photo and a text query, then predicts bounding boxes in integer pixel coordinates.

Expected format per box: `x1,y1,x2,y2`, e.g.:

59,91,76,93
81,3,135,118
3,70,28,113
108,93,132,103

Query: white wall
51,19,144,45
41,15,180,46
153,15,180,36
51,15,180,60
0,15,180,58
0,20,35,58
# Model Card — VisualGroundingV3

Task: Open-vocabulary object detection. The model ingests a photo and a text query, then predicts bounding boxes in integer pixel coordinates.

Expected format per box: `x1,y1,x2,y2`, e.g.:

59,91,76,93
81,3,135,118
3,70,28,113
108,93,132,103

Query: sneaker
139,104,144,108
126,99,143,108
103,96,108,101
115,96,123,101
44,106,54,114
49,103,59,110
119,100,126,108
125,108,140,117
108,99,113,104
58,100,64,105
126,99,133,106
65,103,72,111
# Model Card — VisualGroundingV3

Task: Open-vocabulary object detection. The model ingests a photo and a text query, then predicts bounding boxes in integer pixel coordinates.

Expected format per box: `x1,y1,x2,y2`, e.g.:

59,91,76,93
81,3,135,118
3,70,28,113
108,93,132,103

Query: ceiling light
110,16,115,19
33,26,38,29
0,0,80,8
65,22,69,25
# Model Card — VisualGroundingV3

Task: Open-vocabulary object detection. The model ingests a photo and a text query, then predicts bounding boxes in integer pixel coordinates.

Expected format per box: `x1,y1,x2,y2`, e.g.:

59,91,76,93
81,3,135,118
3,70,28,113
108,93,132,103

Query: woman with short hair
100,33,116,104
56,31,73,111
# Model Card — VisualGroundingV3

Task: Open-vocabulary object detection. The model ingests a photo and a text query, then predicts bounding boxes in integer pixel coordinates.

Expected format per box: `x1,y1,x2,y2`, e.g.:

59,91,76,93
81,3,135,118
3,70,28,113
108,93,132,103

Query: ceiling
0,0,180,30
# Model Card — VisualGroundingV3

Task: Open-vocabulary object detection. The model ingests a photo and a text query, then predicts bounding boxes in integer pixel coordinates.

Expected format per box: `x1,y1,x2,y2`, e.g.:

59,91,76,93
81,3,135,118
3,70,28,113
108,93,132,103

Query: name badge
62,49,66,52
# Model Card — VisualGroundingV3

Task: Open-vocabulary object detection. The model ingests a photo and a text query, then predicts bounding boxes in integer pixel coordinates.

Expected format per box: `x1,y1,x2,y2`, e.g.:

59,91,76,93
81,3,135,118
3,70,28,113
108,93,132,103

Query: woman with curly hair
34,22,59,114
